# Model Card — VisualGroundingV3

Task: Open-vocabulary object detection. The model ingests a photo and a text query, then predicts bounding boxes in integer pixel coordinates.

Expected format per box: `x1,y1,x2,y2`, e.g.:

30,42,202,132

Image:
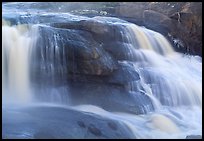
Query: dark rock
69,82,154,115
2,105,136,139
143,10,174,35
30,24,118,87
54,20,129,43
37,25,102,61
81,19,111,35
68,61,140,87
75,52,118,75
107,62,140,85
113,2,202,56
78,20,129,44
77,121,86,128
186,135,202,139
3,2,202,57
108,122,118,131
88,124,102,136
148,2,185,16
103,41,137,61
115,2,148,24
169,2,202,56
34,131,56,139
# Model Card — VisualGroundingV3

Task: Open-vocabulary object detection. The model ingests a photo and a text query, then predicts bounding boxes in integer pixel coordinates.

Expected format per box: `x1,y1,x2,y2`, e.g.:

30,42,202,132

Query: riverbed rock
115,2,148,25
68,52,117,75
2,105,136,139
103,41,138,61
3,2,202,56
69,82,154,115
143,10,174,35
107,62,140,85
113,2,202,56
31,25,118,80
29,17,155,115
186,135,202,139
169,2,202,56
67,61,140,87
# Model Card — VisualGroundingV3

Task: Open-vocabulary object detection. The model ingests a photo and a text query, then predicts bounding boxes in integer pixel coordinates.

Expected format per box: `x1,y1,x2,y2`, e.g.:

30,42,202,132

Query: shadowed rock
108,122,118,131
2,105,136,139
186,135,202,139
88,124,102,136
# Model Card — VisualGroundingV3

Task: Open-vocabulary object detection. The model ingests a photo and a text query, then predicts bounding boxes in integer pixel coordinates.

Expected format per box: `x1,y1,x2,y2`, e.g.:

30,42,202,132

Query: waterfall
2,2,202,138
121,23,202,108
2,23,37,104
69,22,202,138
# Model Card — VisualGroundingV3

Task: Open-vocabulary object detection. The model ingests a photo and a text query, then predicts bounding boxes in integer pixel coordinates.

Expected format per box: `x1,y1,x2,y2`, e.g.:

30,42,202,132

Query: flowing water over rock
2,2,202,139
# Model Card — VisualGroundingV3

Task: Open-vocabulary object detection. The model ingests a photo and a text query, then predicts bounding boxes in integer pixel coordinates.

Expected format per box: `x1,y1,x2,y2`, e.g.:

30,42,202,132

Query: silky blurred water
2,2,202,139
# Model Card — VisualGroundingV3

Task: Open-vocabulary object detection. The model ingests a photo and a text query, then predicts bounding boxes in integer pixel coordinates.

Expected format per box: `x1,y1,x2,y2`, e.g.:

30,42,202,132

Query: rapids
2,2,202,139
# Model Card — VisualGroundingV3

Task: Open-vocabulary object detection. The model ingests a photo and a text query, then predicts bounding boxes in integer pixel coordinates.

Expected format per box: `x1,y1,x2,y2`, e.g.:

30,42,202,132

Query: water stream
2,2,202,139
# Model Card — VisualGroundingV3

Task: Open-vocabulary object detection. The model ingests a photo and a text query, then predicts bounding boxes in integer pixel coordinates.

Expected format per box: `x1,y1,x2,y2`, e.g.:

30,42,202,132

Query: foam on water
72,104,201,139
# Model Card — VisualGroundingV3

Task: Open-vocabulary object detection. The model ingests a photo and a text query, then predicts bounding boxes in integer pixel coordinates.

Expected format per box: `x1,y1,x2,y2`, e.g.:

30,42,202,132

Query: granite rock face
114,2,202,56
26,17,154,115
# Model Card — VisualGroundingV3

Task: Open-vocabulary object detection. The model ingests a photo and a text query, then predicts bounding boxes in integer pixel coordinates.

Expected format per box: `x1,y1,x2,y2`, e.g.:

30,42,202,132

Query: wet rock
2,105,136,139
31,24,118,85
77,121,86,128
103,41,137,61
113,2,202,56
75,52,118,75
69,82,154,115
186,135,202,139
108,122,118,131
52,20,129,44
148,2,185,16
170,3,202,56
115,2,148,25
143,10,174,35
36,25,102,61
107,62,140,85
68,61,140,87
88,124,102,136
81,19,111,35
34,131,56,139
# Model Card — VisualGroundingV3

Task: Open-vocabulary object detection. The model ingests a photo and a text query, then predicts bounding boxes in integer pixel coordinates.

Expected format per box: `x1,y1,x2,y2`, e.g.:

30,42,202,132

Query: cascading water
2,2,202,139
123,23,202,107
2,22,35,104
69,22,202,138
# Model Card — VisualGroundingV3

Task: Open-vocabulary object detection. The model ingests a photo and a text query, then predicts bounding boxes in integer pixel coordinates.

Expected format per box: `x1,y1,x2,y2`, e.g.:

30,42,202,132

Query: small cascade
29,25,71,104
2,23,37,104
117,23,202,108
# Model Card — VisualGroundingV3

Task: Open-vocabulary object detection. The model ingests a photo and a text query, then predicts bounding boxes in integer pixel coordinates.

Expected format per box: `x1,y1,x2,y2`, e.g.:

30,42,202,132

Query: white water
120,24,202,138
69,23,202,138
2,23,37,104
69,104,201,139
2,17,202,138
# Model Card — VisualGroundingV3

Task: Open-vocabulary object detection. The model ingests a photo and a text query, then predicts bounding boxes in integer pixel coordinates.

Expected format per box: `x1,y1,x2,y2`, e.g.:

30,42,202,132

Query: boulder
103,41,137,61
106,62,140,85
30,25,118,86
143,10,174,35
67,52,117,75
69,82,154,115
148,2,185,16
186,135,202,139
115,2,149,25
67,61,140,87
169,2,202,56
113,2,202,56
2,105,136,139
